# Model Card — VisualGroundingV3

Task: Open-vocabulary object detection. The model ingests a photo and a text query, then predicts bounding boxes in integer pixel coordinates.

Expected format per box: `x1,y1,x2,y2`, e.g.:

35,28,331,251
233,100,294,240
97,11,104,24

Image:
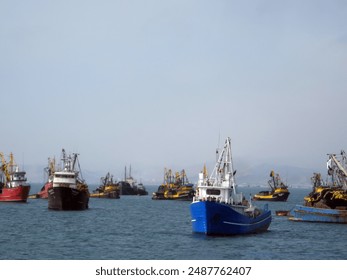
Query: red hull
0,185,30,202
37,182,52,199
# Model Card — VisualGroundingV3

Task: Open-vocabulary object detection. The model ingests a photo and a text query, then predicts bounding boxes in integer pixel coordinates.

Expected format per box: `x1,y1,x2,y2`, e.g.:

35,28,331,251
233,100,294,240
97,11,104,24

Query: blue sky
1,0,346,183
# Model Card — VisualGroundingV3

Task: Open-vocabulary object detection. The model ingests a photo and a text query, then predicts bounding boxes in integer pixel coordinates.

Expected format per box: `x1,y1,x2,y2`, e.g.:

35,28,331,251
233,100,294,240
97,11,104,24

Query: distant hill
23,161,327,188
235,163,325,187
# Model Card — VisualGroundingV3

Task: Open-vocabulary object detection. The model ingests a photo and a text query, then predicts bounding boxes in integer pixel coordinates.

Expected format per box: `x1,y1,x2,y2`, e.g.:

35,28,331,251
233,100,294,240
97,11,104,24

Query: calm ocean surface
1,184,347,260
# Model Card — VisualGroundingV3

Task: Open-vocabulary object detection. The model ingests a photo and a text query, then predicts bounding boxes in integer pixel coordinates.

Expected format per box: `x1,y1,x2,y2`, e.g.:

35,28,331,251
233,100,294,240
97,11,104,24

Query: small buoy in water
276,210,289,216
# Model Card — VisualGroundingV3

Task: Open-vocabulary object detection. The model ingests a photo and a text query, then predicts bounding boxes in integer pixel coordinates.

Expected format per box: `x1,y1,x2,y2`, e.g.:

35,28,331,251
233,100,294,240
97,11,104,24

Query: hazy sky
1,0,346,183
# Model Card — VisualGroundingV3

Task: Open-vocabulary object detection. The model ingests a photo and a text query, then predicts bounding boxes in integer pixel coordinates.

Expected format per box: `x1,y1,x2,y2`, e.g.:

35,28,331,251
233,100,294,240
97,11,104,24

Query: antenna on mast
216,132,221,162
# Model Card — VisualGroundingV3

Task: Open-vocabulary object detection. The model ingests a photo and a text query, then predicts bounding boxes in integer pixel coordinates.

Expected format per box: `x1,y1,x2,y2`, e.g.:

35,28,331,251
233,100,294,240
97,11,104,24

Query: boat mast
76,154,84,182
209,137,236,188
268,171,276,191
72,153,78,170
61,149,68,171
9,153,15,173
327,152,347,189
203,164,208,179
0,152,10,183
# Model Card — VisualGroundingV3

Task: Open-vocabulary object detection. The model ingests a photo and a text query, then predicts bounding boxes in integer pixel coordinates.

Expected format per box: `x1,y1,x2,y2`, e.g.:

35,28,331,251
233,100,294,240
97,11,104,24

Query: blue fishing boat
289,205,347,223
289,151,347,223
190,137,272,235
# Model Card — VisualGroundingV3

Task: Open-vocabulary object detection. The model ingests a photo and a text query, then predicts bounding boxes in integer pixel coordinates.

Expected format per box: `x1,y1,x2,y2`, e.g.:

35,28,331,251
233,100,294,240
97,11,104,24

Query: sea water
0,185,346,260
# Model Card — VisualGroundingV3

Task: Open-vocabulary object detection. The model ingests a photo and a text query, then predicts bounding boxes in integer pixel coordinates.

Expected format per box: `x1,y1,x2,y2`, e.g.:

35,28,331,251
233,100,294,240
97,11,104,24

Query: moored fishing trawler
118,165,148,195
0,152,31,202
48,149,89,210
90,172,120,198
136,182,148,196
152,168,195,200
289,151,347,223
253,170,290,201
190,137,272,235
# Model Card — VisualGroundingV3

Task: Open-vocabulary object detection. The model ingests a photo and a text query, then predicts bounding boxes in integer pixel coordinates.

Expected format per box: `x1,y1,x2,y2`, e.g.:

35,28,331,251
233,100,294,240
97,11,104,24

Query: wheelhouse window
206,189,220,195
55,174,75,178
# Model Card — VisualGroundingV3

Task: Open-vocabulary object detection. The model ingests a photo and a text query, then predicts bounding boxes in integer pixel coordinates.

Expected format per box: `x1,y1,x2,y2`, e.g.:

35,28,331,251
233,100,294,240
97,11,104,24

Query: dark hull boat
119,166,148,196
135,184,148,196
48,187,89,210
118,181,137,195
47,149,90,211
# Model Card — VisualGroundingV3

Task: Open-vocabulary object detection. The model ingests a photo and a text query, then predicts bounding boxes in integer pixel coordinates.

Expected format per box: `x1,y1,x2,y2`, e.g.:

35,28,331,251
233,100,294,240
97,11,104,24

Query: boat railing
194,195,242,205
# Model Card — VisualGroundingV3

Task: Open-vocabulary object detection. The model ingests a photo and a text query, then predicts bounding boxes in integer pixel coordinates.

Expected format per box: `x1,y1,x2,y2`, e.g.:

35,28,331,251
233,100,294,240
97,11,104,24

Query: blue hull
289,205,347,223
190,201,272,235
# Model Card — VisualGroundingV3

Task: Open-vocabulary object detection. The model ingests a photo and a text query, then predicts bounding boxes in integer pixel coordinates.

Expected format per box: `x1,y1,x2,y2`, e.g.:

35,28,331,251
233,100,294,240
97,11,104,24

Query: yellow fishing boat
304,171,347,209
253,170,290,201
90,172,120,199
152,168,195,200
289,151,347,223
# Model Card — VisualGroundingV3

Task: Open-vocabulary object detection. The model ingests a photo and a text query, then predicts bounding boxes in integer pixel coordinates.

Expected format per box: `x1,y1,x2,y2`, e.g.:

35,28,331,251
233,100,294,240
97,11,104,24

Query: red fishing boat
35,182,52,199
29,157,55,199
0,152,31,202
